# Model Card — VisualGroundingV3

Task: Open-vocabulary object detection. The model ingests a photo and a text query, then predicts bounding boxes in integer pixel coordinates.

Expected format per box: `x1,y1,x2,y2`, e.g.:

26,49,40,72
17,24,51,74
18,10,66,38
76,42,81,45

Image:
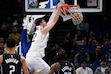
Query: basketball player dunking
25,2,63,74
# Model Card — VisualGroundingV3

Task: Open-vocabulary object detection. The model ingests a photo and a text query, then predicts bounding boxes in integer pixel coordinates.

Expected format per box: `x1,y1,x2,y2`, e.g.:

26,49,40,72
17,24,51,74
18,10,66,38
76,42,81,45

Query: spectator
74,36,88,46
90,45,107,65
94,59,111,74
81,36,88,46
102,32,111,45
101,16,111,30
73,30,83,46
0,36,5,43
62,33,73,59
76,59,93,74
16,15,23,33
0,23,9,41
74,47,90,68
5,16,13,30
106,46,111,68
8,26,20,44
0,42,4,55
76,16,89,32
88,31,98,46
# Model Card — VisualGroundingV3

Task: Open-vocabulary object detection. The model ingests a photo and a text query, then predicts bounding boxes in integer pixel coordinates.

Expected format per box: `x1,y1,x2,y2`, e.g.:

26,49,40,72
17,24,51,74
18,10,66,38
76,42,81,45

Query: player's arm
73,68,76,74
21,56,29,74
0,55,3,64
74,70,76,74
71,63,76,74
41,2,63,34
47,63,60,74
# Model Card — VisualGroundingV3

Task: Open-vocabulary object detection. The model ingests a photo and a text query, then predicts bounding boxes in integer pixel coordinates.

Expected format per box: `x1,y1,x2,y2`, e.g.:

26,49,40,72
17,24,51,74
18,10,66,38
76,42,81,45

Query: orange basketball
73,13,81,18
72,12,83,25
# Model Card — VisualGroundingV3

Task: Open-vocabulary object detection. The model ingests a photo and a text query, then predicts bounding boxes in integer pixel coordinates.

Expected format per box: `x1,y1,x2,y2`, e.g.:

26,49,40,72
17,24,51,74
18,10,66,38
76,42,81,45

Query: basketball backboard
23,0,103,13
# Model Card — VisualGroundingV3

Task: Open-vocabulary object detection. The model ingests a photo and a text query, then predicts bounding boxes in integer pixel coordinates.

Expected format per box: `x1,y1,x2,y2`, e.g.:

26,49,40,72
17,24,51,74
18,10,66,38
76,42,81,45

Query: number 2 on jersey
10,65,15,74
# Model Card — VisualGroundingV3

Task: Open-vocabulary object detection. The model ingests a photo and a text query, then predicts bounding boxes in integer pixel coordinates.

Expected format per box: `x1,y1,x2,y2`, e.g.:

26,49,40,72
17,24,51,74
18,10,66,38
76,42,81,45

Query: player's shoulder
51,62,59,67
20,56,26,63
51,62,60,71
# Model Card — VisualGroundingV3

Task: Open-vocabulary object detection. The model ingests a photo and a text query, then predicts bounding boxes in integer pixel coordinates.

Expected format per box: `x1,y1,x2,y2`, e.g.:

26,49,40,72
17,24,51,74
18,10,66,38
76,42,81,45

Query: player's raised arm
41,2,63,34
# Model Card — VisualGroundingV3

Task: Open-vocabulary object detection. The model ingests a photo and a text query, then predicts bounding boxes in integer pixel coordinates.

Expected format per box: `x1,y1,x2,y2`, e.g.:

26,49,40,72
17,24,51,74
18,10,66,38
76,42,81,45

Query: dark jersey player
0,38,29,74
47,48,76,74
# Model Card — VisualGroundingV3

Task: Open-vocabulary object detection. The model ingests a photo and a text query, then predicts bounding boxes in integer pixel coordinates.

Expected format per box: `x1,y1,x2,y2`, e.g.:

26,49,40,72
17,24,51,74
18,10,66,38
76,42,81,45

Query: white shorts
26,57,50,74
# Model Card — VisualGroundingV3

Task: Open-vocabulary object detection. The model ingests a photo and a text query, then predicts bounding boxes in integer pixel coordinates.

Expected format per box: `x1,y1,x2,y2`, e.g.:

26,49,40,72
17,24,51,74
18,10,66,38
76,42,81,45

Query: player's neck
6,51,15,54
40,25,44,29
6,49,16,54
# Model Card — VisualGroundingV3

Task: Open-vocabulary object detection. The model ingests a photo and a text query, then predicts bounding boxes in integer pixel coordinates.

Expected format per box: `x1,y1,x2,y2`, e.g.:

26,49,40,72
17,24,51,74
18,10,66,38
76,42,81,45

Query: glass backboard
24,0,103,13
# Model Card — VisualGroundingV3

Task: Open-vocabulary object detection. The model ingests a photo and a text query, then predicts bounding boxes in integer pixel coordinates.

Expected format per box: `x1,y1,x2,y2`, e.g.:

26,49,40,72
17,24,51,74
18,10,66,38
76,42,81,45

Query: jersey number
9,65,15,74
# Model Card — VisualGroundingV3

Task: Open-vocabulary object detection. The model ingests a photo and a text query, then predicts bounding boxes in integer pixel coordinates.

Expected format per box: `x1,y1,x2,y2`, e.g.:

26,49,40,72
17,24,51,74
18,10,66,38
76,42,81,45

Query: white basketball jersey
26,26,49,58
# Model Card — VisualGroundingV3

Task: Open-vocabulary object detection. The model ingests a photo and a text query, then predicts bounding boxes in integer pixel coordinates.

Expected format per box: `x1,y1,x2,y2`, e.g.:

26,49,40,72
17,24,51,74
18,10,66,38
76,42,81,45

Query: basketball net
60,4,83,25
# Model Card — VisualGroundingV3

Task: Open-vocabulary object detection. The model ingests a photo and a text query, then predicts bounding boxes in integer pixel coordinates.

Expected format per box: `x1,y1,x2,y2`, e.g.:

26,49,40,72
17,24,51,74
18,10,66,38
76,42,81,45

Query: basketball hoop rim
61,4,80,8
60,4,83,25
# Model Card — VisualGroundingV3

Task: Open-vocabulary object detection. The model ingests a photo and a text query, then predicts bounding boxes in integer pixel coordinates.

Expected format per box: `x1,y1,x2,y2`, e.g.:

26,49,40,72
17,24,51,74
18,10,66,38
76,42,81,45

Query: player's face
41,19,47,27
